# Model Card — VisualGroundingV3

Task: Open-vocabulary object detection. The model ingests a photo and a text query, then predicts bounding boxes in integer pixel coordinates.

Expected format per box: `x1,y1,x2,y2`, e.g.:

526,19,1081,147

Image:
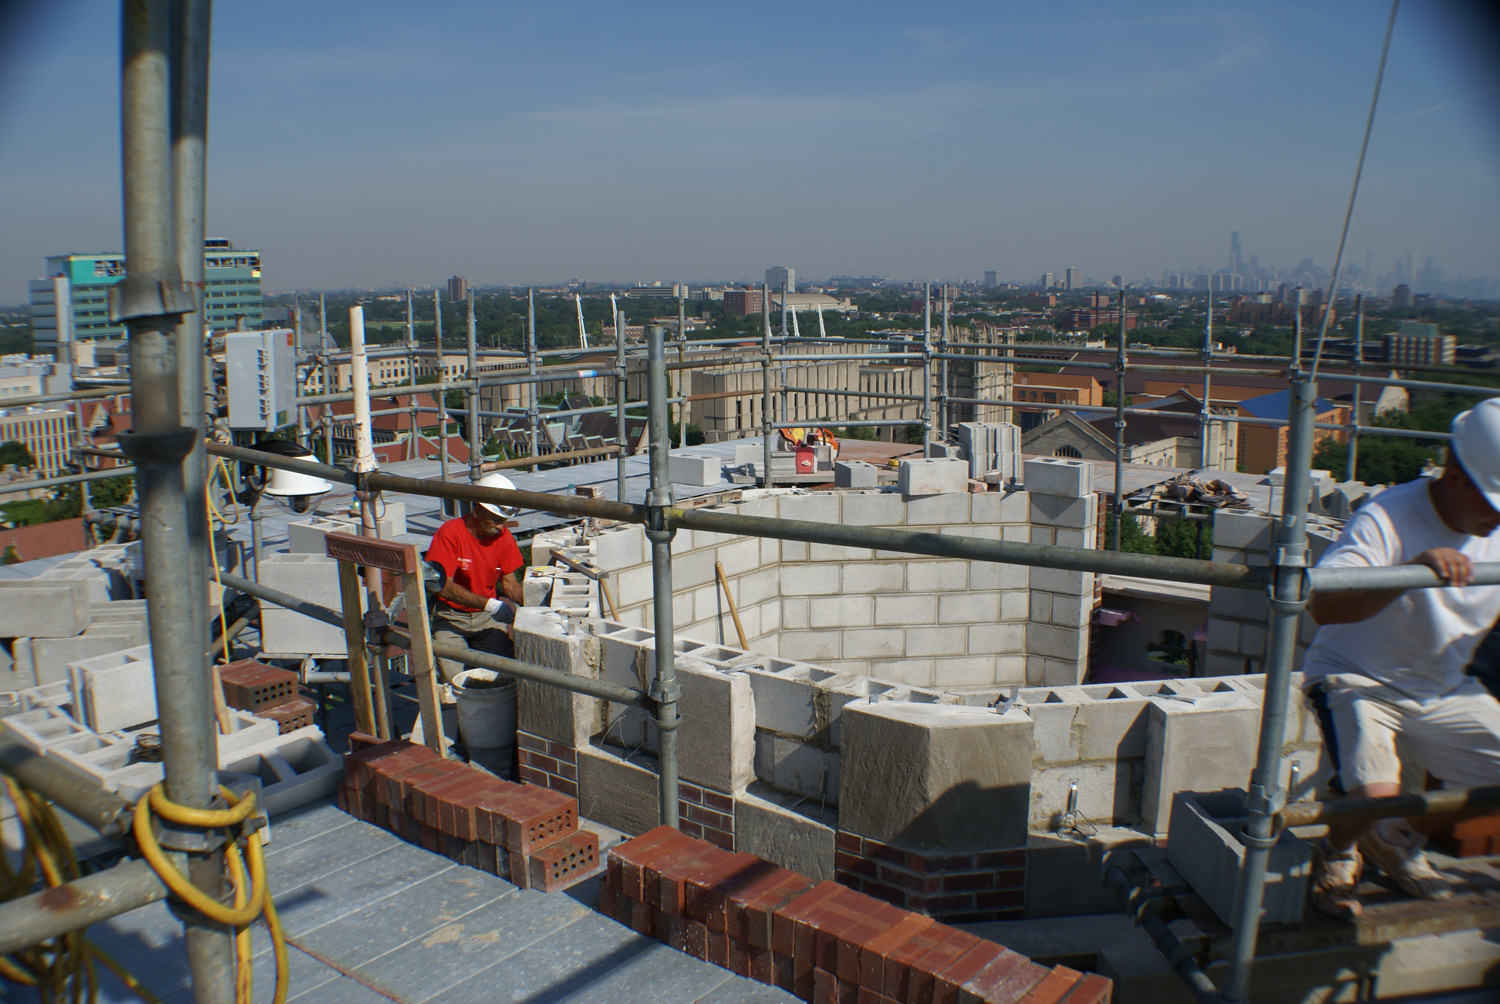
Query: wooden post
336,559,377,736
715,561,749,649
402,572,448,757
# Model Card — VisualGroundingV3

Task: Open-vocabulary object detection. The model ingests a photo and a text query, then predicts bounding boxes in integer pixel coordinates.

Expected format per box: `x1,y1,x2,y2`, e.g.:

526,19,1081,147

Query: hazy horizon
2,1,1498,304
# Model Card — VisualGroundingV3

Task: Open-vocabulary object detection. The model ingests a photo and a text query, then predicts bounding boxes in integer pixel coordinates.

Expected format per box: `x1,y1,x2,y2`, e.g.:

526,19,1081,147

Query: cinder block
30,633,138,687
38,565,124,605
1140,693,1259,837
735,788,836,881
1212,510,1274,552
593,525,647,571
839,703,1032,851
258,553,363,658
897,458,968,496
669,454,722,487
675,660,755,794
68,645,156,732
0,580,92,638
1029,761,1134,831
286,506,407,553
833,461,877,488
1023,457,1092,498
4,706,90,750
1167,789,1309,927
1029,494,1096,530
576,744,660,835
219,726,343,817
753,732,840,803
905,492,971,526
514,612,602,748
778,493,840,525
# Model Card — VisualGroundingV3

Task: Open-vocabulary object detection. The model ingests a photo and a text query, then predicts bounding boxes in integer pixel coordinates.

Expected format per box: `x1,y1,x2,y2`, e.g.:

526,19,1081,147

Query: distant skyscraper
447,275,470,303
1392,283,1411,308
983,270,998,288
1064,267,1081,291
765,266,795,294
1111,275,1123,289
1229,231,1242,275
1041,272,1055,289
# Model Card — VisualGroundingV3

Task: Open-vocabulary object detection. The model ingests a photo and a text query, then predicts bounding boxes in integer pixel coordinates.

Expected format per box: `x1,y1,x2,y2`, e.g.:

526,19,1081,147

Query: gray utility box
1166,789,1311,927
225,328,298,432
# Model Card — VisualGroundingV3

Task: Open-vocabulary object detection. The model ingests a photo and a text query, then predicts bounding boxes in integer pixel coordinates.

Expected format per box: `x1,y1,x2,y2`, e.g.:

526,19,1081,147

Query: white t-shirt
1302,478,1500,699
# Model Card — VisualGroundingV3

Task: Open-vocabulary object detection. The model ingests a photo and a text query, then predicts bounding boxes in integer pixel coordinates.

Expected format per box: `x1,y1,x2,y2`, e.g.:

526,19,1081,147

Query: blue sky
1,0,1497,300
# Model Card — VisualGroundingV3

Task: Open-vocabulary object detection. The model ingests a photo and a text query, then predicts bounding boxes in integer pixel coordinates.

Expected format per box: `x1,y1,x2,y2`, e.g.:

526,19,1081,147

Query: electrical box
225,329,297,432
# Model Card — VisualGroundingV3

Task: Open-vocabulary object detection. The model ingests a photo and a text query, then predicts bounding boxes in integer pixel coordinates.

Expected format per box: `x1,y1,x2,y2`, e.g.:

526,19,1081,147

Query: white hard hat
474,473,519,518
1451,397,1500,512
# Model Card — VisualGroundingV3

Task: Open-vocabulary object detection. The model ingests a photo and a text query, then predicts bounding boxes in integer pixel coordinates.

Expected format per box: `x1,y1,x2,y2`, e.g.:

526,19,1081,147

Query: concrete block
39,565,124,605
1030,761,1135,831
969,622,1026,655
733,441,763,467
0,580,92,638
515,610,602,747
777,493,840,525
777,631,841,663
905,626,967,657
1023,457,1092,498
1025,829,1152,918
5,706,90,749
743,660,832,738
735,787,836,881
258,553,362,658
779,564,840,597
286,506,407,553
753,731,840,802
840,703,1033,851
32,633,140,687
841,629,903,660
937,592,1000,624
668,454,722,487
68,645,156,732
809,595,872,629
576,745,660,836
214,708,281,763
593,525,647,571
905,492,971,525
1029,493,1095,530
1140,693,1259,837
1212,510,1273,552
1167,789,1309,927
840,492,904,527
905,560,964,592
46,734,163,802
218,726,342,817
833,461,876,488
897,458,968,496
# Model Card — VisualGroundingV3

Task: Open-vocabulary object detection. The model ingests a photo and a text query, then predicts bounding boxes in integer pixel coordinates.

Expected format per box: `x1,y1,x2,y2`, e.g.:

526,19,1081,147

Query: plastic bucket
451,669,517,751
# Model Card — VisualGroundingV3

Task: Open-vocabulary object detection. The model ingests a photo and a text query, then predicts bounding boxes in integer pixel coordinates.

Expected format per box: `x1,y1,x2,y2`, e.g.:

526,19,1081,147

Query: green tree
1103,514,1156,554
838,425,878,441
1154,514,1213,559
0,441,36,469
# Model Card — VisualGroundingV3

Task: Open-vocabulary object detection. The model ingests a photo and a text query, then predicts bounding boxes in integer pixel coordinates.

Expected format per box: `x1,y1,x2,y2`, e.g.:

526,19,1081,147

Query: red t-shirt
426,517,524,612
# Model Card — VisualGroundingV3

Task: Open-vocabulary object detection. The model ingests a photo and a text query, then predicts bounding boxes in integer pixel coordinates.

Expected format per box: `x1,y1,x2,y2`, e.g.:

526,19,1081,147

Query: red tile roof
0,517,89,563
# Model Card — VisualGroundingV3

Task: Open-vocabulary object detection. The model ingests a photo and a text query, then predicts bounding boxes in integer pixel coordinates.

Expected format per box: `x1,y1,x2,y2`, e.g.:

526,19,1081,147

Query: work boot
1310,841,1363,919
1358,820,1453,901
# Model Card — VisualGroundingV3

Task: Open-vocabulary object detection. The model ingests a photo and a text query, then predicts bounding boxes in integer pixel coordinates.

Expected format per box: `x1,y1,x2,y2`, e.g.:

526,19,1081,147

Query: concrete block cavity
0,580,92,639
1167,789,1310,927
754,732,840,803
839,702,1032,852
1023,457,1092,498
68,645,156,732
897,457,968,496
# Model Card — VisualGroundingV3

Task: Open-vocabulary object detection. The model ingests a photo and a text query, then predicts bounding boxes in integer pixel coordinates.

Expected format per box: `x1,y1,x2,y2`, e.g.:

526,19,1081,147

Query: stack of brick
1434,814,1500,858
602,826,1111,1004
218,660,316,735
337,737,598,892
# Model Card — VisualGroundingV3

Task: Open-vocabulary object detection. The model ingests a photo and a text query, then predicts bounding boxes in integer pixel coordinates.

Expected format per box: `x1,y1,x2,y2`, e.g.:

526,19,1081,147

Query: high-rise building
1064,267,1081,291
765,266,795,294
447,276,470,303
722,286,765,317
983,271,998,288
1229,231,1242,275
29,239,263,354
1392,283,1411,308
1041,272,1055,289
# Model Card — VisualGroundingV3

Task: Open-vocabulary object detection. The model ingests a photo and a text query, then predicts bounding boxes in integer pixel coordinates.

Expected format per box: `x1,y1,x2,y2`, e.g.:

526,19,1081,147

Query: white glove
484,597,504,615
484,597,516,624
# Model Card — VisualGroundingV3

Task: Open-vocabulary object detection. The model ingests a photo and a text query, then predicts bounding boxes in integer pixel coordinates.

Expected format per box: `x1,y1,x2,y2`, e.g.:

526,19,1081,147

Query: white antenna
609,293,620,343
816,302,826,338
791,307,801,338
576,294,589,349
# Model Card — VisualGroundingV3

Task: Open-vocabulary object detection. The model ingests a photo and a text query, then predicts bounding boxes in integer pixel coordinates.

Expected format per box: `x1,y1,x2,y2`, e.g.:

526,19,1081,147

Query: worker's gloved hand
483,596,516,625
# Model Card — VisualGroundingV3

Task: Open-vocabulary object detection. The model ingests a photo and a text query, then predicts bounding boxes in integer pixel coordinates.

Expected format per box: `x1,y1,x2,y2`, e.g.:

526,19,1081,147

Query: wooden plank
714,560,748,649
336,559,377,736
402,571,448,757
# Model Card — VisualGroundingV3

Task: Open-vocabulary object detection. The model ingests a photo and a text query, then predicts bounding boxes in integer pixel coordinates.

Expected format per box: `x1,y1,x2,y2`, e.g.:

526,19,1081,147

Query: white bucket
451,669,517,750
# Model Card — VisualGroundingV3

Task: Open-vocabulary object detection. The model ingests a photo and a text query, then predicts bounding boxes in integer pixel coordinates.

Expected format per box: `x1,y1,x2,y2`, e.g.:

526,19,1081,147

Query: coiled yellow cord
132,782,288,1004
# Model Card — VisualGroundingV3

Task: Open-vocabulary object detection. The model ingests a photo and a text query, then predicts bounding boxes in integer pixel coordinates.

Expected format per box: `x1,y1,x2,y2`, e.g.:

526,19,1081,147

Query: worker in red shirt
424,473,526,683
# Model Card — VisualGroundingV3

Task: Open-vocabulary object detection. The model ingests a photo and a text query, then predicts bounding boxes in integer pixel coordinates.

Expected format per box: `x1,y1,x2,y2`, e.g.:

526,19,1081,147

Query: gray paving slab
288,974,404,1004
690,981,802,1004
151,943,342,1004
272,842,456,937
262,799,359,853
263,817,399,896
79,900,194,1000
354,887,594,1002
292,865,520,972
544,927,739,1004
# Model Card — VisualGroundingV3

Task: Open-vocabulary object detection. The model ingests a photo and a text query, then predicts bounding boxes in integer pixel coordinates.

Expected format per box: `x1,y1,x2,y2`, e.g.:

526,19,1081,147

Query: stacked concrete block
45,731,164,802
1023,683,1151,831
29,632,144,687
601,826,1107,1002
257,552,362,658
339,738,597,892
1026,489,1098,688
1022,457,1092,498
68,645,156,732
37,557,127,604
896,457,967,496
219,725,343,816
0,579,92,638
1138,688,1261,837
832,460,876,488
1167,789,1310,927
285,504,407,553
954,421,1022,482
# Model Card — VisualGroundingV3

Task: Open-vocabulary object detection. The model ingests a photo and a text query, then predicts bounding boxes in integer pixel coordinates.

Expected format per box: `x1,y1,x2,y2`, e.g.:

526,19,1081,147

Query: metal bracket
108,275,197,324
649,679,682,707
1269,544,1308,568
363,609,390,649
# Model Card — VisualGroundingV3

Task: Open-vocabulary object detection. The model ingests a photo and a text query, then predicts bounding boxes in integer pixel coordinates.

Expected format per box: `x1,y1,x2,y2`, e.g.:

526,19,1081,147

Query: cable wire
1310,0,1400,381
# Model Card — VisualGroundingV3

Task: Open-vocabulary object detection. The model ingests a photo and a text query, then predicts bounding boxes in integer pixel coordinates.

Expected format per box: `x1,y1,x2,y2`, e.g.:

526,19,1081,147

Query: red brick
858,912,933,989
813,968,858,1004
702,788,734,813
974,850,1027,870
748,943,775,984
527,829,598,893
1053,973,1111,1004
508,850,528,889
474,784,524,846
646,839,732,915
678,782,704,804
720,870,808,951
883,924,977,1002
932,942,1014,1004
661,913,708,960
612,827,693,902
701,826,734,850
516,731,547,752
960,955,1050,1004
218,660,298,711
1011,966,1082,1004
411,769,480,828
706,927,730,968
684,852,774,928
835,832,863,854
818,889,908,983
345,731,385,752
258,696,316,734
496,786,578,854
975,889,1025,912
344,740,425,791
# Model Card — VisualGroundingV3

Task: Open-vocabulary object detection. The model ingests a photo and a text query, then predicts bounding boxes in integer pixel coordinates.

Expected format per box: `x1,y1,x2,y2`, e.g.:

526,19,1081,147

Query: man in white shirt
1304,397,1500,917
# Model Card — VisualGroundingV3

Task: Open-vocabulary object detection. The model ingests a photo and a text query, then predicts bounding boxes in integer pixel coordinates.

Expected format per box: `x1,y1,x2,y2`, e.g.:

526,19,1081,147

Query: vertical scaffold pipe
645,325,680,828
1222,375,1318,1004
434,290,450,483
1112,288,1128,550
761,284,775,489
615,302,627,504
677,294,688,449
527,288,539,460
468,290,481,482
921,283,932,446
117,1,233,998
406,289,417,461
1201,289,1214,469
1349,296,1364,479
939,285,950,436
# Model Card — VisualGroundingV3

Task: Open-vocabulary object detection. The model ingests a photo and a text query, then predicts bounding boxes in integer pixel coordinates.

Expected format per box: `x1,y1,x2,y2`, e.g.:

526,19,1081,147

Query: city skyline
1,1,1498,303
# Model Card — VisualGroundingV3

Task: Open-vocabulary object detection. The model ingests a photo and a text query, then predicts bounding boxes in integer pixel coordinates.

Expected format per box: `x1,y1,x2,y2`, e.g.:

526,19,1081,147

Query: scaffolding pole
645,325,681,828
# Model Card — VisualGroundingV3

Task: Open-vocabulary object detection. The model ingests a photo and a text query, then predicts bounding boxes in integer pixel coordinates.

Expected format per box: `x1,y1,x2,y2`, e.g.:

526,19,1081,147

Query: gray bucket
451,669,517,762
